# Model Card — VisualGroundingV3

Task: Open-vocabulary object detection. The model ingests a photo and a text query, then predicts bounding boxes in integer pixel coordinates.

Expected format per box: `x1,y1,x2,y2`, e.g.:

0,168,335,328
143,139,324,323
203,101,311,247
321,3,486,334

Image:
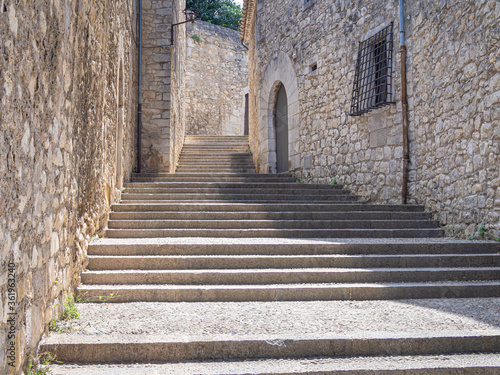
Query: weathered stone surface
185,21,248,136
0,1,138,373
141,0,186,173
243,0,499,239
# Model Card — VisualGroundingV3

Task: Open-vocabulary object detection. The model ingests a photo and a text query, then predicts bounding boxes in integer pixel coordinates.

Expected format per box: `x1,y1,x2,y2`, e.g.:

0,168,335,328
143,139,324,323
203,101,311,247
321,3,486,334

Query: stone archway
259,51,300,174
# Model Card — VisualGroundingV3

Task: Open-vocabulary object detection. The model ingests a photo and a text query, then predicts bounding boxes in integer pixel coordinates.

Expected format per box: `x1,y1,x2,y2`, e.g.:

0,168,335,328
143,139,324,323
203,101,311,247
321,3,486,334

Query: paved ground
51,298,500,337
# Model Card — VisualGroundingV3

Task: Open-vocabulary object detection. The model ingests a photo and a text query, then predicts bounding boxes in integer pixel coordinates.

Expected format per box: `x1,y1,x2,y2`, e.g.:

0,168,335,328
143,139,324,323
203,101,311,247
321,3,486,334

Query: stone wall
185,20,248,136
243,0,499,238
0,1,137,373
170,0,188,172
141,0,186,172
406,0,499,238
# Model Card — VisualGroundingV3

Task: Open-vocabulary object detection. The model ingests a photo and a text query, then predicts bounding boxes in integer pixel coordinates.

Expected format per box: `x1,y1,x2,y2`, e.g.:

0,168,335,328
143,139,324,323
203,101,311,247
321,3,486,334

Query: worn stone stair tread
40,330,500,363
39,299,500,336
109,212,433,221
87,254,500,270
111,203,432,212
76,281,500,301
81,267,500,285
48,353,500,375
107,219,439,230
104,228,445,238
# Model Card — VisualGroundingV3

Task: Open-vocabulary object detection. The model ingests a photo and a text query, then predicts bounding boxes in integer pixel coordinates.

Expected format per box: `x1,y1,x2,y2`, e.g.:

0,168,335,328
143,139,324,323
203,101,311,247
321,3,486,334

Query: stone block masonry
141,0,187,172
0,0,138,373
243,0,499,239
185,20,249,136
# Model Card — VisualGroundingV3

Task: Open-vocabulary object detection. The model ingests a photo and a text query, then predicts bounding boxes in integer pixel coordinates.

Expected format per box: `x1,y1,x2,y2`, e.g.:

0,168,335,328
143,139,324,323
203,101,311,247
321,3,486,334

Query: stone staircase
43,135,500,374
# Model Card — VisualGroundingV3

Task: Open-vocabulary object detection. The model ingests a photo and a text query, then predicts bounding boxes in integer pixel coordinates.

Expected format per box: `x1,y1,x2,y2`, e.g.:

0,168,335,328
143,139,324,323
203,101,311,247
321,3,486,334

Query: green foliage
330,178,337,185
49,294,80,333
191,34,202,44
478,222,486,236
186,0,242,30
27,352,59,375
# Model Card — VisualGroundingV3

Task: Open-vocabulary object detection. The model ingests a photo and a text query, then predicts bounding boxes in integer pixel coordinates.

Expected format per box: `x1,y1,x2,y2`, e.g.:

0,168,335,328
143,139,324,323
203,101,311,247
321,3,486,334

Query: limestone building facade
241,0,500,238
185,20,249,136
141,0,187,172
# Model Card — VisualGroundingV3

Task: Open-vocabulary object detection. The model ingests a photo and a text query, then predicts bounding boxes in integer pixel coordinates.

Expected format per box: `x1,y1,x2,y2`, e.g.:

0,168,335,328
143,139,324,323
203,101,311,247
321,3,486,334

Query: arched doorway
274,84,288,173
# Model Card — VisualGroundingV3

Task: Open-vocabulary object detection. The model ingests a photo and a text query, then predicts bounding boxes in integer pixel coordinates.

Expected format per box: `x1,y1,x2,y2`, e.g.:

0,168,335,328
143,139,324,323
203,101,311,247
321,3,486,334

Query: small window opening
350,22,395,116
309,63,318,73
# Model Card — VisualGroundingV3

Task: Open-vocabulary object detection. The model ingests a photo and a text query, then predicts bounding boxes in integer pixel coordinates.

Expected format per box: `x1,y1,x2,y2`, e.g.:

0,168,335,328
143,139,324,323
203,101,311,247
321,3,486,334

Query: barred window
350,23,395,116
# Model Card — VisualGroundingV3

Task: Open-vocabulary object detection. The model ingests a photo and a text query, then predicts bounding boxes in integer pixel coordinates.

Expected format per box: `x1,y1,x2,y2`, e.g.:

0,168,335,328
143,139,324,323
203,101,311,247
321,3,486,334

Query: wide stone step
88,239,500,256
131,176,297,183
111,203,424,213
109,211,432,221
176,162,255,167
104,228,444,238
120,193,357,201
49,354,500,375
107,219,439,230
81,267,500,285
41,331,500,363
122,183,346,191
132,172,289,177
76,282,500,301
41,298,500,369
175,168,257,173
87,254,500,270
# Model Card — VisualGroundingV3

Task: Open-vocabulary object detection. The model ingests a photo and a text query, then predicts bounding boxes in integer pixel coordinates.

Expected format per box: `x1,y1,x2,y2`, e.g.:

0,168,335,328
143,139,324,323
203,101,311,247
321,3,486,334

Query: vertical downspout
400,0,409,204
137,0,143,173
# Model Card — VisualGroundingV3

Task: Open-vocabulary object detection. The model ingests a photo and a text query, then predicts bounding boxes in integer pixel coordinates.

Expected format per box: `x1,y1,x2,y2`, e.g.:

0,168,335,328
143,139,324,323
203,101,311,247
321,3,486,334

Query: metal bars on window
350,23,395,116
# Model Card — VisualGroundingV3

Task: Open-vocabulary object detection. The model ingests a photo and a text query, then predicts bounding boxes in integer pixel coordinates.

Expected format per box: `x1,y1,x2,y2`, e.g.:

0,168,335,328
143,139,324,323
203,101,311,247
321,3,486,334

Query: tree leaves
186,0,242,31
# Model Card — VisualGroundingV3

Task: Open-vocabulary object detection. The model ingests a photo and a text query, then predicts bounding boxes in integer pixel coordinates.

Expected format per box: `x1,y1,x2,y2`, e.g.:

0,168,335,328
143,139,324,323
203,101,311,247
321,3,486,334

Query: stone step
122,184,350,198
41,299,500,368
87,254,500,270
175,168,257,173
81,267,500,285
88,239,500,256
120,193,358,201
122,183,346,191
131,177,298,183
41,331,500,364
132,172,289,177
48,353,500,375
107,219,439,230
178,156,253,160
180,148,251,151
109,211,432,221
76,282,500,302
111,203,425,213
104,228,445,238
176,162,254,166
119,199,362,205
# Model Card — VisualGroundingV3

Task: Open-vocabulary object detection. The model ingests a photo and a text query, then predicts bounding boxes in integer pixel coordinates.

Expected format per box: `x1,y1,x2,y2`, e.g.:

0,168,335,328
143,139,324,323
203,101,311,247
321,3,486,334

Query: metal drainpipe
400,0,409,204
137,0,143,173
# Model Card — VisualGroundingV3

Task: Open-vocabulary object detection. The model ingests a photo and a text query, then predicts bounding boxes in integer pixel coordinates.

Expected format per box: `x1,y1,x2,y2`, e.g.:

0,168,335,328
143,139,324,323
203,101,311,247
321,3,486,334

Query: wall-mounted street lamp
171,9,200,45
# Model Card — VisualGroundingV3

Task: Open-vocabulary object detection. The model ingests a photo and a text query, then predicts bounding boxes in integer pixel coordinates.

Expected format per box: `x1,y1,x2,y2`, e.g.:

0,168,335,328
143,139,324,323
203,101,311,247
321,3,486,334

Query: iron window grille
350,23,395,116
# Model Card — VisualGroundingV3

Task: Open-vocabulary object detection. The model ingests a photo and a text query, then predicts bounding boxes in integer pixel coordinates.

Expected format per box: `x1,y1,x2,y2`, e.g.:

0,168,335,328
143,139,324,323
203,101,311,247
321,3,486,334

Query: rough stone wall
246,0,499,238
406,0,499,238
141,0,174,172
170,0,187,172
0,1,137,373
185,20,248,136
241,0,260,170
141,0,186,172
